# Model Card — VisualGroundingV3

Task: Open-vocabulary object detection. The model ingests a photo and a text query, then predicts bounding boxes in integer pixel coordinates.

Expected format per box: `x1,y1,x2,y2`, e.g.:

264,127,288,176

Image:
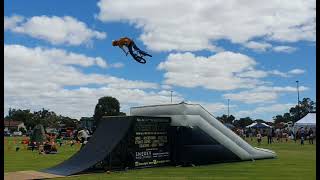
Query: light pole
170,90,173,104
296,80,300,119
227,99,230,118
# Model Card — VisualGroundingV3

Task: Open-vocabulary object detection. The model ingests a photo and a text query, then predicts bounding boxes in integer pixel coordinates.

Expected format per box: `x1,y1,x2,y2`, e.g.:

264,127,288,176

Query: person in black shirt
267,128,273,144
308,128,314,144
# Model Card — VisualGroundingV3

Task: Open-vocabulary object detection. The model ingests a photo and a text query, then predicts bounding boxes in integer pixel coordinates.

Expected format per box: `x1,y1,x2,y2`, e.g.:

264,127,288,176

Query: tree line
216,97,316,128
5,97,315,131
5,108,80,131
4,96,126,131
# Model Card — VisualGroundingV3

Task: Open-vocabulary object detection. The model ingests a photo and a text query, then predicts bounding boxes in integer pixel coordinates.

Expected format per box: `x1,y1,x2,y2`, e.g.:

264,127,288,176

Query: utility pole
170,90,173,104
296,80,300,120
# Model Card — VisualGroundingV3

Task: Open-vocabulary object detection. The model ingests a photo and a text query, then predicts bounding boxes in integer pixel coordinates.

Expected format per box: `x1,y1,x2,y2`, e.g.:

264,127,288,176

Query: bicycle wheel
134,56,147,64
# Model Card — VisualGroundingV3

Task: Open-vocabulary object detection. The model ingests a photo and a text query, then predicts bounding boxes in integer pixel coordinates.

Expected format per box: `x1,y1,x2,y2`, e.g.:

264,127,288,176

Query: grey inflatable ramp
42,117,134,176
130,102,277,161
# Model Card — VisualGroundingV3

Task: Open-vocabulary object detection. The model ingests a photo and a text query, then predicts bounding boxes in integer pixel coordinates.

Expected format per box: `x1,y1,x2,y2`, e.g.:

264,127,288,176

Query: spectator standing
272,128,275,143
308,128,314,144
275,128,280,142
279,129,283,142
300,127,305,145
283,128,288,142
241,129,245,139
248,128,253,141
295,129,299,143
267,128,273,144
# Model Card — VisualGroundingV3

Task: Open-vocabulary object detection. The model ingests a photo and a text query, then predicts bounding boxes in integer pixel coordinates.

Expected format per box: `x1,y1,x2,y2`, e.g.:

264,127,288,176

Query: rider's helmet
112,40,118,46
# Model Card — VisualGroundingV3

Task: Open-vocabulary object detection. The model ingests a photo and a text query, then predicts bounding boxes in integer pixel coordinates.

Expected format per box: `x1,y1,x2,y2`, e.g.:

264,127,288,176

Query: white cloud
4,44,170,119
223,85,308,104
160,84,173,90
238,69,305,79
268,68,306,77
4,44,158,88
268,70,289,77
5,44,109,68
235,103,296,120
255,85,308,92
243,42,298,53
97,0,315,52
223,91,278,104
5,15,106,46
158,51,267,90
4,87,185,119
288,68,305,75
4,15,24,30
236,70,268,78
157,51,306,92
244,41,272,52
187,101,237,116
272,46,297,53
110,62,125,68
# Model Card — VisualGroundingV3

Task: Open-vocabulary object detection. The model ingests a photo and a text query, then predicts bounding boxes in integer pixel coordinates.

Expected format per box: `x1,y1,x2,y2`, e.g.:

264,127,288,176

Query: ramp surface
130,103,276,161
42,117,133,176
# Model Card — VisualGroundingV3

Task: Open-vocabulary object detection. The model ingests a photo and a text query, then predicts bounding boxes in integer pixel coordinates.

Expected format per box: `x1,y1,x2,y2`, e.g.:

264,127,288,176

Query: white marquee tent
246,122,271,128
293,113,316,128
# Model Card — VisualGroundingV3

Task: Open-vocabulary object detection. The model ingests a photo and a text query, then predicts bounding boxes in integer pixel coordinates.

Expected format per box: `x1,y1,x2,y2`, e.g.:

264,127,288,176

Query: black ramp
42,117,134,176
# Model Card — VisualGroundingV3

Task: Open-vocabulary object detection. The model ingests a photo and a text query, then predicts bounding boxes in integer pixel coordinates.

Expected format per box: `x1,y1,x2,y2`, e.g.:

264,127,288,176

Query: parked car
4,131,12,136
13,131,23,136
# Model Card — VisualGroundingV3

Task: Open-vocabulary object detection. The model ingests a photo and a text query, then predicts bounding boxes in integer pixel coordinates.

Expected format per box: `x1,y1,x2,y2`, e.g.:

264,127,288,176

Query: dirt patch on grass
4,170,65,180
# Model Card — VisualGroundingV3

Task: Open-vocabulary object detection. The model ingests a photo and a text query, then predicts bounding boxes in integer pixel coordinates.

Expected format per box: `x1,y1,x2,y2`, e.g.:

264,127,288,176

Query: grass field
4,136,316,180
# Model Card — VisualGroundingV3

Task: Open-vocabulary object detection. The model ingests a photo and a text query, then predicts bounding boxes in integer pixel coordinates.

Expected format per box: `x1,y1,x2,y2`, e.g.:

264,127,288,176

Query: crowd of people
10,127,92,154
9,125,315,155
234,126,316,146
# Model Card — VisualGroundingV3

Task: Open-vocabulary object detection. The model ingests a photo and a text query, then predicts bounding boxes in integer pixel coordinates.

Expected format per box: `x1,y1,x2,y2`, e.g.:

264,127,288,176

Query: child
15,142,20,152
31,141,36,151
257,132,262,146
38,144,45,155
285,132,289,142
57,137,63,147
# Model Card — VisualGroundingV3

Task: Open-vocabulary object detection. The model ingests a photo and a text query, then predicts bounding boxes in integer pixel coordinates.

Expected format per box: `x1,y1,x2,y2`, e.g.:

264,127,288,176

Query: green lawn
4,137,316,180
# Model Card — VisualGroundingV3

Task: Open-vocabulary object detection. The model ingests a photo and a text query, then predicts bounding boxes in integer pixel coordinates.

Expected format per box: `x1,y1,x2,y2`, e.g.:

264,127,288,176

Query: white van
13,131,22,136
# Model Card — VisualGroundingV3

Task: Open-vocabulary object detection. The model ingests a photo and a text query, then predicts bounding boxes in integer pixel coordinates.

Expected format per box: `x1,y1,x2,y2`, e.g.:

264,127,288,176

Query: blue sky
4,0,316,121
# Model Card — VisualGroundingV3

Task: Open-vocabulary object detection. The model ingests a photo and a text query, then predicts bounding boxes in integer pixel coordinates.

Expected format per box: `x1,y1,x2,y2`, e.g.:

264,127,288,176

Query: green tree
273,115,285,124
273,98,315,124
6,107,80,130
5,108,35,130
254,119,266,123
18,127,27,134
9,127,18,132
93,96,121,126
283,112,293,122
32,108,59,129
234,117,253,128
289,98,316,122
58,116,79,129
217,114,235,124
